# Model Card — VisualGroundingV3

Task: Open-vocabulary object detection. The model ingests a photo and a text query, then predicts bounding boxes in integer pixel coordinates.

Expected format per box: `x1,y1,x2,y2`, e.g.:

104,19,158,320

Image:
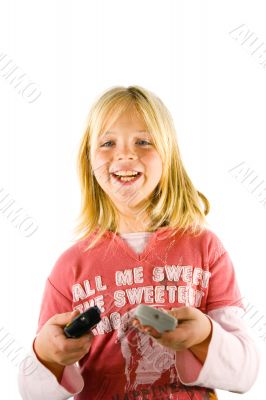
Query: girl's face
90,108,163,219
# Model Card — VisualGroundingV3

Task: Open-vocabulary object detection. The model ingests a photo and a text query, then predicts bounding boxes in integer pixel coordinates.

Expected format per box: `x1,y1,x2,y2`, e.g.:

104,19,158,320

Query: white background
0,0,265,399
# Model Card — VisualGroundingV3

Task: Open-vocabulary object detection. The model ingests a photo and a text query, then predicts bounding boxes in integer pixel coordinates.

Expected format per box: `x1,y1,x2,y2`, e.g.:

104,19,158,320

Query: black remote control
64,306,102,338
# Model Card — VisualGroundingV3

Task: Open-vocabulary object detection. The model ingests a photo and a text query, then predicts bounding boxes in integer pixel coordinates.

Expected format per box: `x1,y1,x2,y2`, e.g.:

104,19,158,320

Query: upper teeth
113,170,139,176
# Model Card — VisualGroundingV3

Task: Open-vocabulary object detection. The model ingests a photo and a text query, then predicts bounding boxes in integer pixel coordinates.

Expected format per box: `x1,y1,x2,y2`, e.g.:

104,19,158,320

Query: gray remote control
134,304,178,333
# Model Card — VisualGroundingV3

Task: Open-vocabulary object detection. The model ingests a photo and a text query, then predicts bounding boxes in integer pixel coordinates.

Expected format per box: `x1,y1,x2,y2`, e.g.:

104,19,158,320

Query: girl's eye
100,141,113,147
137,140,151,146
100,140,151,147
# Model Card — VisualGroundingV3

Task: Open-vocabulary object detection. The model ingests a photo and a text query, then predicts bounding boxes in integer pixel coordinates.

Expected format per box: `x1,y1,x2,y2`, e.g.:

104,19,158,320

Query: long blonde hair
73,85,210,251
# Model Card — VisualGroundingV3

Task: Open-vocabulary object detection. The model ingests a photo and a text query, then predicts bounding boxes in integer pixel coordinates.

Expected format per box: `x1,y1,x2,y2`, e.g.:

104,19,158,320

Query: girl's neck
117,215,152,234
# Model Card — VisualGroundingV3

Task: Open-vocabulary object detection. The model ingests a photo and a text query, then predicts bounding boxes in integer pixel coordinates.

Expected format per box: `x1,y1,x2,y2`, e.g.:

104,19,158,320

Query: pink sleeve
17,339,84,400
175,306,260,393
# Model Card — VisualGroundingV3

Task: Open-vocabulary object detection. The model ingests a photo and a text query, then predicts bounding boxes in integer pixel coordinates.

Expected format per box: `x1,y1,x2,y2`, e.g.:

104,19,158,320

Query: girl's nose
115,144,137,160
117,153,137,160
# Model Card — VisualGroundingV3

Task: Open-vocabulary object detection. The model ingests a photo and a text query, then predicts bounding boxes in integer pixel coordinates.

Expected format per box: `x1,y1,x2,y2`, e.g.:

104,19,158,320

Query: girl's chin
110,193,146,210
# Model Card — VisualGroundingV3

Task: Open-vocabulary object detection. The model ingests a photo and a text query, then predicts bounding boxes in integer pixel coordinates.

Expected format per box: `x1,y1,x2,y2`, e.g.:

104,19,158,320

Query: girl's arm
33,337,66,383
18,340,84,400
188,326,212,364
175,306,260,393
18,276,85,400
175,230,260,393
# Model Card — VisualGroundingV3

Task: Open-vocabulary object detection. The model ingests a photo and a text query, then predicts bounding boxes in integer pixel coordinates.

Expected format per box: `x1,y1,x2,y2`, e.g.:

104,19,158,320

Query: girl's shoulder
178,227,228,261
164,226,225,247
49,232,106,274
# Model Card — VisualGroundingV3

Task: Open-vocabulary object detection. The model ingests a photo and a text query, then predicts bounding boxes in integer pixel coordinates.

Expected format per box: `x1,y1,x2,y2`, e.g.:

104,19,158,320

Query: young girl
18,85,259,400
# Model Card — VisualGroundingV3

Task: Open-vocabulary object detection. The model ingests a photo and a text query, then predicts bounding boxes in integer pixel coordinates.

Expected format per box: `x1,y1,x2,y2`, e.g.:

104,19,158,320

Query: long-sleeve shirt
18,227,260,399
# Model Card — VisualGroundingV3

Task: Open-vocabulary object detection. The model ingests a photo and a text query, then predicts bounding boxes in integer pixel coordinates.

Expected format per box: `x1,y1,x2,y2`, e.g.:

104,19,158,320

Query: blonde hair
73,85,210,251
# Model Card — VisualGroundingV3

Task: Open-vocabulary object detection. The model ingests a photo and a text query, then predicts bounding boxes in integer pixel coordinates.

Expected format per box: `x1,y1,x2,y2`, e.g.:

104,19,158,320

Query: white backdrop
0,0,265,399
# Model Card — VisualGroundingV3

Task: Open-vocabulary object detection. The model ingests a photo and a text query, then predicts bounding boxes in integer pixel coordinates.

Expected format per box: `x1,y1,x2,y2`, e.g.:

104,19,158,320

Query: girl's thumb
51,309,80,326
69,309,80,321
71,309,80,316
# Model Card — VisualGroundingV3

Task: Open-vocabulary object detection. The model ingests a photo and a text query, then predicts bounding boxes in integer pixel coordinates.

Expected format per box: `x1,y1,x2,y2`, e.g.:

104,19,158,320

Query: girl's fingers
131,307,207,351
168,306,197,321
143,326,162,338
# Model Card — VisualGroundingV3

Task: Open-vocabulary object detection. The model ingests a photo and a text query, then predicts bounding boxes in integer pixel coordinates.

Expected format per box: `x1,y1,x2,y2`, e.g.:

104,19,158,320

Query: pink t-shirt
18,227,260,399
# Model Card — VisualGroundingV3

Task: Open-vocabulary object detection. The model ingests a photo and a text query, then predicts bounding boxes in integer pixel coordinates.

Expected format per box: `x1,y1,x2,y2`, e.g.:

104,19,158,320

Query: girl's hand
34,310,94,367
131,306,212,352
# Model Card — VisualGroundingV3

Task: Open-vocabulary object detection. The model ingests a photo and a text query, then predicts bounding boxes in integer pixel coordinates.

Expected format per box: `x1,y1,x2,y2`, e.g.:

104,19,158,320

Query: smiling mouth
111,172,142,184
